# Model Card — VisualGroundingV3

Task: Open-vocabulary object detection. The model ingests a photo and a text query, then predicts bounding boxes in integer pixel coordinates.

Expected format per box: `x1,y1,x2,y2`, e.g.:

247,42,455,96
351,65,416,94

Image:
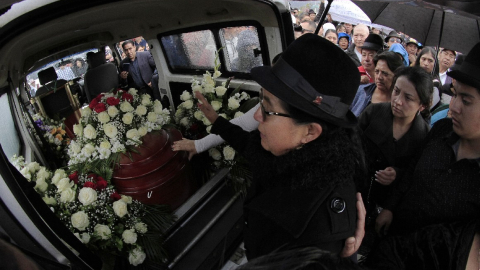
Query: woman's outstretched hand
172,138,197,160
195,91,219,124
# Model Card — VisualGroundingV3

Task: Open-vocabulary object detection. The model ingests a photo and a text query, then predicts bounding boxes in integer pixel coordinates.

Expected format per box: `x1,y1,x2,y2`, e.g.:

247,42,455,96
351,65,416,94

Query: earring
296,143,305,150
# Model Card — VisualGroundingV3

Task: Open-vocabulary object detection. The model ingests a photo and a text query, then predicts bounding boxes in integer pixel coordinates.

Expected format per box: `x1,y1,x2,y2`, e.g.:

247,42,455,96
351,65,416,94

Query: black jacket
346,44,362,67
211,117,358,260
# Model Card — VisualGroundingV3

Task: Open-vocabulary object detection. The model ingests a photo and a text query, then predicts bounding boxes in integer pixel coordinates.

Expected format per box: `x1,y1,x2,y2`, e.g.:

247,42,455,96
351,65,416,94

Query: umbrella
353,1,480,53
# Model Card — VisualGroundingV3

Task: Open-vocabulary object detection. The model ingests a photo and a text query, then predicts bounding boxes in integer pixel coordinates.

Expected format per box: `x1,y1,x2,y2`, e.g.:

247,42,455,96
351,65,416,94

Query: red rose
122,92,133,102
83,181,97,189
96,176,105,182
88,98,99,109
87,173,98,182
96,180,108,190
189,123,199,132
68,171,79,184
106,97,120,106
94,103,107,113
110,192,121,201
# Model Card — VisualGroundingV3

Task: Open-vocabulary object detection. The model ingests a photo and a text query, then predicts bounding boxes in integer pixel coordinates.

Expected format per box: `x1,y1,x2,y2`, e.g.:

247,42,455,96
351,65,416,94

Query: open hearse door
0,0,294,269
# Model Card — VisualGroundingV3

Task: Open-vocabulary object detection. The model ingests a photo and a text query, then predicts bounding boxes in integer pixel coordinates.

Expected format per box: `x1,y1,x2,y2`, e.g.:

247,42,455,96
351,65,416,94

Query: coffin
112,127,197,210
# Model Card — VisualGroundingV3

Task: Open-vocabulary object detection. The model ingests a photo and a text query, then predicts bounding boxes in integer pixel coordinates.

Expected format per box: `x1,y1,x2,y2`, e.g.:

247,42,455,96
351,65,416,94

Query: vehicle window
161,30,216,70
0,94,21,158
220,26,263,73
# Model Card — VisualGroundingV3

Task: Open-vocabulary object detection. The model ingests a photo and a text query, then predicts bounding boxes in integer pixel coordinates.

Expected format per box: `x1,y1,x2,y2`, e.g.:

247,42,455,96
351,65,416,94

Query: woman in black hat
188,34,366,260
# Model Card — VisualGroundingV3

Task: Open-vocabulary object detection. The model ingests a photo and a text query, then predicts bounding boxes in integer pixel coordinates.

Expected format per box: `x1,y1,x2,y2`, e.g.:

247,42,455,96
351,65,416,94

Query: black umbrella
353,0,480,53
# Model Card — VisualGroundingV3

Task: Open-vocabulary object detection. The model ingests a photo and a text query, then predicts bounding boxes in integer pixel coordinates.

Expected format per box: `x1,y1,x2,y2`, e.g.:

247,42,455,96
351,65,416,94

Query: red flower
89,98,99,109
110,192,121,201
94,103,107,113
97,176,105,182
106,97,120,106
84,181,97,189
122,92,133,102
96,180,108,190
68,171,79,184
87,173,98,182
189,123,199,132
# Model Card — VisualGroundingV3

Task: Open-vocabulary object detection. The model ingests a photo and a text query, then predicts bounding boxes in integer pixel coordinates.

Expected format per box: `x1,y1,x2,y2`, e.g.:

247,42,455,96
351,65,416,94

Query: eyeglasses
389,37,402,43
259,90,291,121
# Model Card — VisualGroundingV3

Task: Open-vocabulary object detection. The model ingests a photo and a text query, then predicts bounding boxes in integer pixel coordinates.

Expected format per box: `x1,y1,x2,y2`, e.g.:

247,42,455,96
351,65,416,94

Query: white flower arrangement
68,89,170,167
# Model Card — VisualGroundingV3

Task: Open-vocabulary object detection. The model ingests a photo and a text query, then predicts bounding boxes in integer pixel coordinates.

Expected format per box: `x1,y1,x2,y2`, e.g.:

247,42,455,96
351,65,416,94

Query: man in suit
120,40,160,100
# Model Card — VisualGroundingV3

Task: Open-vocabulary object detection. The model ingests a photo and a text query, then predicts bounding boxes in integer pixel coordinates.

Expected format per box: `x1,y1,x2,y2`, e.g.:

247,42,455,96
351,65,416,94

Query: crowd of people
171,8,480,270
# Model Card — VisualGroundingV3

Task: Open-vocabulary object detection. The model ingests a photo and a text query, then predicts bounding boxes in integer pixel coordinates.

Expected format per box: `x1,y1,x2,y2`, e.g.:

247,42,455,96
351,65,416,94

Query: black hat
250,34,360,127
449,54,465,72
384,31,402,43
448,43,480,90
359,34,384,52
308,9,316,15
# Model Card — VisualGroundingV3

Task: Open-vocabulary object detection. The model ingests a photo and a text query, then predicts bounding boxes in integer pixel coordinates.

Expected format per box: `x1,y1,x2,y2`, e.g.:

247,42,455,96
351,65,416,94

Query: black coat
211,117,358,260
357,103,429,208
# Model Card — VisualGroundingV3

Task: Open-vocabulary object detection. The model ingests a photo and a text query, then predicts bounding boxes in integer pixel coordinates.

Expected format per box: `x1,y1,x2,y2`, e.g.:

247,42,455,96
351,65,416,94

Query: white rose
94,224,111,240
126,129,139,139
153,103,163,114
60,188,76,203
36,167,51,180
194,110,204,120
215,86,227,97
120,101,134,112
192,85,203,93
71,211,89,231
73,123,83,137
134,222,148,234
107,106,119,117
234,111,244,118
180,91,192,101
204,73,215,86
128,247,146,266
141,94,152,106
135,105,147,116
211,100,222,111
70,142,81,154
138,126,148,137
97,111,110,123
182,100,194,109
223,146,235,161
56,178,74,193
80,233,90,244
27,162,40,173
180,117,190,127
213,70,222,79
78,187,97,206
121,195,133,204
202,117,211,126
103,123,118,138
209,148,222,161
228,97,240,110
83,124,97,139
122,229,137,244
34,178,48,192
20,167,31,180
82,143,95,157
100,141,111,149
219,113,227,119
122,112,134,125
52,169,67,184
113,200,128,218
128,88,138,96
206,125,212,133
203,84,215,93
81,107,92,118
42,195,57,205
147,112,157,122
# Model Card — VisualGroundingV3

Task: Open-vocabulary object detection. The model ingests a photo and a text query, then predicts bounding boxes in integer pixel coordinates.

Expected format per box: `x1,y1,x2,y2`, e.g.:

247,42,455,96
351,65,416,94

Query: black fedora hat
448,43,480,90
250,34,360,127
359,34,384,52
384,31,402,43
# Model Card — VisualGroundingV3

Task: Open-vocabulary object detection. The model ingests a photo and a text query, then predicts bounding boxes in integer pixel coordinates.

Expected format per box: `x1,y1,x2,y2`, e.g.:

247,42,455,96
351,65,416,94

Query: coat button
330,198,346,213
448,169,452,173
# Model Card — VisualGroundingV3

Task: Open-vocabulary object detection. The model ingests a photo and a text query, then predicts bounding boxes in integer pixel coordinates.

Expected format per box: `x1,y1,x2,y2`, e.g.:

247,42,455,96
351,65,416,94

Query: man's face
361,49,376,72
124,43,137,61
406,43,418,55
327,14,332,22
309,13,316,20
344,23,352,33
450,80,480,141
353,27,368,48
300,22,315,36
387,37,402,48
439,50,455,70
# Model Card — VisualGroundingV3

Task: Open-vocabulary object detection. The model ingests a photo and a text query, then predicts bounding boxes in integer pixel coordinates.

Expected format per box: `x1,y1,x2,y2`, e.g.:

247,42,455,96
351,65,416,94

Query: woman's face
253,89,308,156
337,26,346,33
325,32,338,44
391,76,425,120
419,52,435,73
375,60,395,93
338,37,349,50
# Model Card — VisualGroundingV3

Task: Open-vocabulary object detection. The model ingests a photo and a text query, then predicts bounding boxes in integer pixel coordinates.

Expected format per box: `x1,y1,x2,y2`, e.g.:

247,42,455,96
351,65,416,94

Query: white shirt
439,71,448,85
355,48,362,64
